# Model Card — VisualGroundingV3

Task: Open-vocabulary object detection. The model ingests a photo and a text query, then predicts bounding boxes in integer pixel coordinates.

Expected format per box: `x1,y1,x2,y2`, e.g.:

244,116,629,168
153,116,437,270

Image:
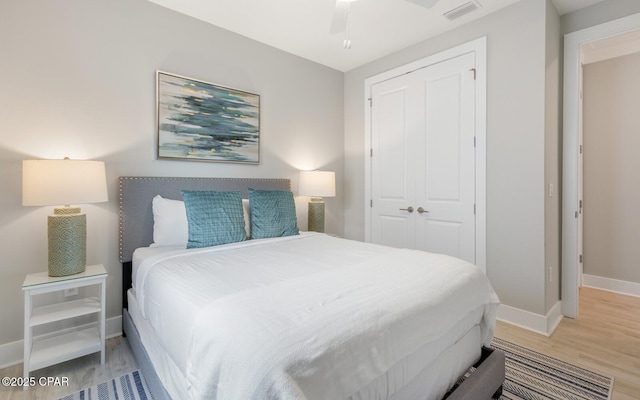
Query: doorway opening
562,13,640,318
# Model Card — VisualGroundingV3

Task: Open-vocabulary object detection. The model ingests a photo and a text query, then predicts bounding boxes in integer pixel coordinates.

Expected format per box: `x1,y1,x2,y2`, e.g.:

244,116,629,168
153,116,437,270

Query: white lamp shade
22,159,108,206
299,170,336,197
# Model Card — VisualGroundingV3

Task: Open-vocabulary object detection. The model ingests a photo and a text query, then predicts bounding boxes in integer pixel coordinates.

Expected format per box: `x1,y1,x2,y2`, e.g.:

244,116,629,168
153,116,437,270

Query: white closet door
370,52,476,264
414,52,476,263
370,74,417,249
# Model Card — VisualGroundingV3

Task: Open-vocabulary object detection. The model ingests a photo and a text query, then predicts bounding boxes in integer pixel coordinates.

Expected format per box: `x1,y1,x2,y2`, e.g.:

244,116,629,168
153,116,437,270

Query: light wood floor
0,336,138,400
1,287,638,399
496,287,640,400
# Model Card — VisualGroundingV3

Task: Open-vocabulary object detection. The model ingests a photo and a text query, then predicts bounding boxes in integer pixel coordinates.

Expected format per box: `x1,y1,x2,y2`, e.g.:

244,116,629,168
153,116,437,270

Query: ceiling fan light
404,0,439,9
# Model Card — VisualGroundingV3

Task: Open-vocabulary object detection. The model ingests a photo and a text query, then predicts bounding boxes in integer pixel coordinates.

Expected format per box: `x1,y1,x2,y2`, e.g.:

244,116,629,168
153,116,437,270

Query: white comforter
133,233,500,400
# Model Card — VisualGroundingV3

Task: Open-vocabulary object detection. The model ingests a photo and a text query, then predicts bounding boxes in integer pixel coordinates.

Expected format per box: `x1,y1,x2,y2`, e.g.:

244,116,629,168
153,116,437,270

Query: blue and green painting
157,72,260,163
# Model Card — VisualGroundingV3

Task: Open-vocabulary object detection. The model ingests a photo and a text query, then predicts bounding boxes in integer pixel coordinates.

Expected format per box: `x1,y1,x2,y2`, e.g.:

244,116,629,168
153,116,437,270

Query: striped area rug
492,337,613,400
59,369,152,400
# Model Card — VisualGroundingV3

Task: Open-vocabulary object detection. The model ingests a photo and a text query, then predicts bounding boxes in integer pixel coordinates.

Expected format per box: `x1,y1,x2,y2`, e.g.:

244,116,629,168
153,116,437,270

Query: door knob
417,207,428,214
399,206,414,213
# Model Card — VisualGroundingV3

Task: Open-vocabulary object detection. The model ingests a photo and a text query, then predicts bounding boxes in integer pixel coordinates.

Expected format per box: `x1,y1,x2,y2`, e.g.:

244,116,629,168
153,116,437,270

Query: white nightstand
22,264,107,387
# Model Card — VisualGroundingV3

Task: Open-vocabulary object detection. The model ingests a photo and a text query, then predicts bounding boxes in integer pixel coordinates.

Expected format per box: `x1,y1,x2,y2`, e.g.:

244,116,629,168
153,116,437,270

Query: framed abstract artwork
156,71,260,163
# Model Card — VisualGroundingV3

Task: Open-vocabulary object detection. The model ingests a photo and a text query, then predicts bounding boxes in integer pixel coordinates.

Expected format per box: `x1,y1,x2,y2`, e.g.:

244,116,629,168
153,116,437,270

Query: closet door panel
370,76,416,249
425,74,462,202
420,219,462,259
414,53,476,264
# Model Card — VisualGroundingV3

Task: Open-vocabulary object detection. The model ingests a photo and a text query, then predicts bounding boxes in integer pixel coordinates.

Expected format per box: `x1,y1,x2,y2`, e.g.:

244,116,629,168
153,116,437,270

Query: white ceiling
147,0,606,72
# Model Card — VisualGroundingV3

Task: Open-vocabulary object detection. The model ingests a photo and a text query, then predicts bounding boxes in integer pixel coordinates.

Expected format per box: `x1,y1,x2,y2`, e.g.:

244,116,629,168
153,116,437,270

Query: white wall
344,0,549,315
0,0,344,350
583,52,640,284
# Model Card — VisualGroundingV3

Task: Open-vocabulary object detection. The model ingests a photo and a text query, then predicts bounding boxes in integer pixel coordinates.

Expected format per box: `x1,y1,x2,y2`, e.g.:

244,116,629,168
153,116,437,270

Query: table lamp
22,158,108,277
298,170,336,233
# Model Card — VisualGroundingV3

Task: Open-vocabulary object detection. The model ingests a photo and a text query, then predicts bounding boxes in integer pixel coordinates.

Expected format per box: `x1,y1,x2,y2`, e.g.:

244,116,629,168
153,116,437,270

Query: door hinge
579,254,583,263
469,68,476,80
368,97,372,107
473,137,476,147
370,199,373,207
580,145,583,154
473,204,476,215
370,148,373,157
579,200,583,214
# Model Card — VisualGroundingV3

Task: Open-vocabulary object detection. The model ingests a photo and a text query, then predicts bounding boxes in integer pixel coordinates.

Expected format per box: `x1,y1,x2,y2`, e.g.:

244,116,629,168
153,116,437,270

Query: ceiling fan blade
330,0,350,34
404,0,440,8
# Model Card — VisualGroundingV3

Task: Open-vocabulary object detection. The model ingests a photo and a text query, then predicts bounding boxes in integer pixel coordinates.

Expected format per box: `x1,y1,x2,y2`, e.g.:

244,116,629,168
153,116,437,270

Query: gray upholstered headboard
118,176,291,263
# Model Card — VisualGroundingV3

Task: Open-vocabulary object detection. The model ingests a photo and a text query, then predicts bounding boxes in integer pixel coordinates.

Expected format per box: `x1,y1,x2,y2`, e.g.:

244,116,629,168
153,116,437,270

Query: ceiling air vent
443,0,481,21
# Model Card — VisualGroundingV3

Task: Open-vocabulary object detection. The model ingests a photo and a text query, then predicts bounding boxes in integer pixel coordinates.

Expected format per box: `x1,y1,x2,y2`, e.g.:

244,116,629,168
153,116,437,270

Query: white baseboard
497,301,562,337
0,315,122,370
583,274,640,298
546,301,563,334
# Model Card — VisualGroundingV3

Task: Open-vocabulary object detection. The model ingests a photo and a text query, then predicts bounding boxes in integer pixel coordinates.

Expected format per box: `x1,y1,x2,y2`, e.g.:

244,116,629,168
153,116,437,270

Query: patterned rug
492,337,613,400
59,369,152,400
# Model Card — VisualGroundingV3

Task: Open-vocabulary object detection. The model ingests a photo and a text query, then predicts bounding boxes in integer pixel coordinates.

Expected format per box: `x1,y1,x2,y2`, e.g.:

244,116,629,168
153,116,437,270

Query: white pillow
151,195,189,247
242,198,250,239
151,195,251,247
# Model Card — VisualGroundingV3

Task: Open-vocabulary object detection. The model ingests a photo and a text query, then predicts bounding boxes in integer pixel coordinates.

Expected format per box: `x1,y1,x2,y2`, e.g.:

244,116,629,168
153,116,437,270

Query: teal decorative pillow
248,188,299,239
181,190,246,248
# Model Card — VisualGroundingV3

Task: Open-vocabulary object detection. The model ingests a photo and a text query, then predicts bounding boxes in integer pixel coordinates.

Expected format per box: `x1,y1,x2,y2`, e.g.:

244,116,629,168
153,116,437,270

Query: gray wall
561,0,640,35
0,0,344,349
544,0,562,312
344,0,550,315
583,53,640,284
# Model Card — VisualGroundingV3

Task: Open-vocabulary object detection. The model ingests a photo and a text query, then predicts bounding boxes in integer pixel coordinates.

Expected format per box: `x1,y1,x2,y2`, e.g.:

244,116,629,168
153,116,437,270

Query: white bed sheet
131,233,499,400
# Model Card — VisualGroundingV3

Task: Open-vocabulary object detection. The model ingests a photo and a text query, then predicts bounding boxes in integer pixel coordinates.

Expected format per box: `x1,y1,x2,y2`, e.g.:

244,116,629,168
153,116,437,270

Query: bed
119,176,504,400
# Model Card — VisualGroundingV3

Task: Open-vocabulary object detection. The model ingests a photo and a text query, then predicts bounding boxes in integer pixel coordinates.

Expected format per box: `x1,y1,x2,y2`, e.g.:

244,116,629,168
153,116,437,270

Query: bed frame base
444,346,505,400
123,308,172,400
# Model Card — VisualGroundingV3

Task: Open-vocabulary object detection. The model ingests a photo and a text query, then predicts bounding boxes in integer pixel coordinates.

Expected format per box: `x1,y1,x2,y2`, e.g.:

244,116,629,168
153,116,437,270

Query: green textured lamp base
308,197,325,233
48,207,86,277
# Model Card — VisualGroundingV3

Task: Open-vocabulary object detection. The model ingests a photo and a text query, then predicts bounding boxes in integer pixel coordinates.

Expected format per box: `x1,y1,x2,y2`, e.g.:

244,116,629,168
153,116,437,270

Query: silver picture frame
156,71,260,164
